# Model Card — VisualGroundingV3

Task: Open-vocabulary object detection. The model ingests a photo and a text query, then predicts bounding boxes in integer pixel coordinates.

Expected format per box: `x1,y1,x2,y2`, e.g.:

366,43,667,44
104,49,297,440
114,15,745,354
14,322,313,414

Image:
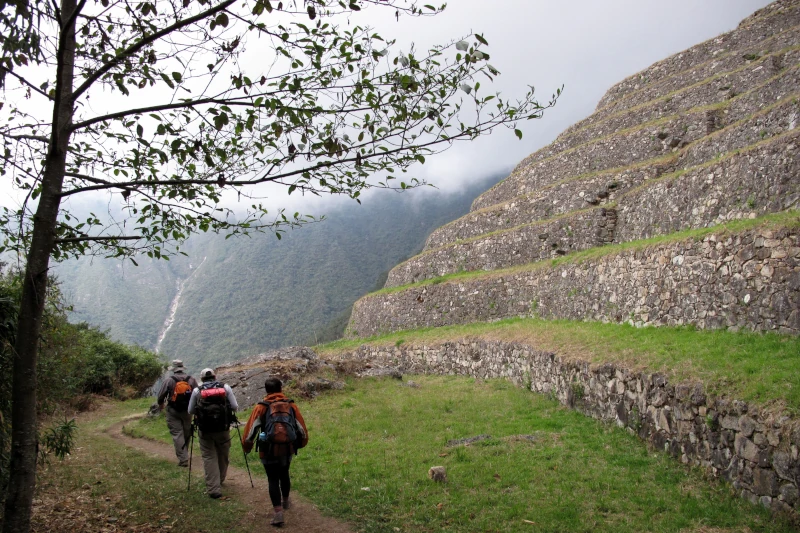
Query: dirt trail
108,414,353,533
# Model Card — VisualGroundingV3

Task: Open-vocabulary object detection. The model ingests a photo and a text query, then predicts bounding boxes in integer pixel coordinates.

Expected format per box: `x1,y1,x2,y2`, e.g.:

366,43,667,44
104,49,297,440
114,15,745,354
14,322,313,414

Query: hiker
241,377,309,527
155,359,199,467
188,367,239,499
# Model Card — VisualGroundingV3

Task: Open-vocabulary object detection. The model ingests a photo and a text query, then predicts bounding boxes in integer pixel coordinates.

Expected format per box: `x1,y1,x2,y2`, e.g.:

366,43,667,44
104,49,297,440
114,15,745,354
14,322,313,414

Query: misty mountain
54,174,504,369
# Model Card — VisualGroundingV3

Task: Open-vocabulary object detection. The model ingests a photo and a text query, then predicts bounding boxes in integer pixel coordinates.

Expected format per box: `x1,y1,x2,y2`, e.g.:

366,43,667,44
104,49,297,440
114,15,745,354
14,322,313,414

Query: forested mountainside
54,175,504,369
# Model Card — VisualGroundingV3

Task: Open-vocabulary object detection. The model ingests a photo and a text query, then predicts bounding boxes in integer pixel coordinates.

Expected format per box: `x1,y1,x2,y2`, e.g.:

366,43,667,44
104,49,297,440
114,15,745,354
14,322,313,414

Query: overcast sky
268,0,772,215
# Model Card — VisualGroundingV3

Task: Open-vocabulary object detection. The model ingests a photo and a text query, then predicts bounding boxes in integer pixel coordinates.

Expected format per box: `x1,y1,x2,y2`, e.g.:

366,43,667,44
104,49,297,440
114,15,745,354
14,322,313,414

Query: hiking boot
271,511,285,527
178,460,189,467
209,492,222,499
282,497,291,510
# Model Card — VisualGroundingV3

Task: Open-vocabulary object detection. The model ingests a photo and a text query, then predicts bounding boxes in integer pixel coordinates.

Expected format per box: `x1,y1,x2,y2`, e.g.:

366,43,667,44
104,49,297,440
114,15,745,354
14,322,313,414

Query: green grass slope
127,375,794,532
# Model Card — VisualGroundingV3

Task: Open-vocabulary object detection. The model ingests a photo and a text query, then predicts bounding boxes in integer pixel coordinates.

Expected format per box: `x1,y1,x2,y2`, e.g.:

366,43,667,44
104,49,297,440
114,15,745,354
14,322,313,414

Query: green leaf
215,12,229,28
475,34,488,46
213,112,229,130
515,129,523,140
172,72,182,83
160,72,175,89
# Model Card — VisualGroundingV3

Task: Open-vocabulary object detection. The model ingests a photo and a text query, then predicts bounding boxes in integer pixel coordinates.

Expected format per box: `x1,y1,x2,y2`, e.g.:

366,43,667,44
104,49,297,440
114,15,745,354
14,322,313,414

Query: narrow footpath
108,415,353,533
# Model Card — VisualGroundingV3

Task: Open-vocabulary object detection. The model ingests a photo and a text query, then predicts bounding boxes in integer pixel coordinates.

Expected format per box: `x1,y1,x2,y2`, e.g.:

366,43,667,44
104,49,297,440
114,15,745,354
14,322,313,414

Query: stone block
753,467,778,497
739,415,756,437
779,483,799,506
735,434,760,462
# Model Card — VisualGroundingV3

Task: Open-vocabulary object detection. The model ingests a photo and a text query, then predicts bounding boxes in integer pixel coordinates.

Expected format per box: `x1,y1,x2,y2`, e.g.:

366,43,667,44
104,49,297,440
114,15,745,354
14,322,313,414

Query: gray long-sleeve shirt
156,372,199,407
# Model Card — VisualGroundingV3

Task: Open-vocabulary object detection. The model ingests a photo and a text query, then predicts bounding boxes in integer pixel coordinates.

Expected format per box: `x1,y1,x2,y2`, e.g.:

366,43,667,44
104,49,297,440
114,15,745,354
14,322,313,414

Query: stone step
539,43,800,167
595,0,800,111
472,64,800,212
348,218,800,338
438,94,798,254
388,131,799,288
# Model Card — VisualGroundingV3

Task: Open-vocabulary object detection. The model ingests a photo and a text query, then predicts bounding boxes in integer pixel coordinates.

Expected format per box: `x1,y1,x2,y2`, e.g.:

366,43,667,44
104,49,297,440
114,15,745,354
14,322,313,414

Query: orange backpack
168,377,193,412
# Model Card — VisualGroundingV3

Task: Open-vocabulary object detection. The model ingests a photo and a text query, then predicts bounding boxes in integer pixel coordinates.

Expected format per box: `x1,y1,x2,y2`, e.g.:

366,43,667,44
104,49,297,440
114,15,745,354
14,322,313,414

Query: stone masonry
389,130,799,288
349,223,800,337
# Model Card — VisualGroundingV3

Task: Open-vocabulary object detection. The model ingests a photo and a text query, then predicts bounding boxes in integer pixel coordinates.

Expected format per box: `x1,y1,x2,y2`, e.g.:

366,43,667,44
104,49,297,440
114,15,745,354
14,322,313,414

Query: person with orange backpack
241,377,309,527
156,360,199,467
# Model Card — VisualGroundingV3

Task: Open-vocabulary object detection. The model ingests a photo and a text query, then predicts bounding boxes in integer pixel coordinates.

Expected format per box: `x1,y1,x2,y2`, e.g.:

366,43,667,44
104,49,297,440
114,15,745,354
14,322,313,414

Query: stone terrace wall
424,162,664,251
339,339,800,513
534,46,798,167
594,0,800,110
349,224,800,337
440,67,800,250
428,87,799,251
473,57,800,212
616,134,800,242
392,130,799,288
386,208,615,288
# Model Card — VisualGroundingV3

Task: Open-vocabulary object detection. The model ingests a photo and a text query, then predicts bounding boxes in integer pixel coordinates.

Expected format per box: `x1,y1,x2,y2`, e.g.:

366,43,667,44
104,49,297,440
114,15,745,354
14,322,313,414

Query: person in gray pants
156,360,199,466
188,368,239,498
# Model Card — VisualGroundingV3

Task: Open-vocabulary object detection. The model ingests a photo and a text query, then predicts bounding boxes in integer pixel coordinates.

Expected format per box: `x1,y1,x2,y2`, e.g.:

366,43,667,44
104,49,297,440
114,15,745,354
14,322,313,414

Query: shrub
0,267,164,497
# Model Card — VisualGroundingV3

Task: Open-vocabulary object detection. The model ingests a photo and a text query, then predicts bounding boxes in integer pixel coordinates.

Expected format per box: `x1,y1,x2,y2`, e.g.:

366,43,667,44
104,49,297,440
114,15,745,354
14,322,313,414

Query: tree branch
57,124,497,197
71,0,237,102
70,94,374,132
54,235,142,243
2,133,50,142
0,66,54,100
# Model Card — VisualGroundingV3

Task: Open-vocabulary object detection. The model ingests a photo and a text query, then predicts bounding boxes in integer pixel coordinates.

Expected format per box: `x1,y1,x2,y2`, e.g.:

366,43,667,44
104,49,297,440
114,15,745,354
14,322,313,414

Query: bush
0,267,164,496
75,326,163,395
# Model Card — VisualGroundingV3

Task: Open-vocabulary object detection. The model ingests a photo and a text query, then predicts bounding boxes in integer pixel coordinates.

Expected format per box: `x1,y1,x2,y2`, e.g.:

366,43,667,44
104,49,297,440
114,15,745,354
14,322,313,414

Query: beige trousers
198,430,231,496
165,407,192,463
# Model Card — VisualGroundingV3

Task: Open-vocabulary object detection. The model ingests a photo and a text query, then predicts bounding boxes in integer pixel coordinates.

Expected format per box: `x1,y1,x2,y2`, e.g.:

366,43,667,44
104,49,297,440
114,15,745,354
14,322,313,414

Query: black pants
263,460,291,507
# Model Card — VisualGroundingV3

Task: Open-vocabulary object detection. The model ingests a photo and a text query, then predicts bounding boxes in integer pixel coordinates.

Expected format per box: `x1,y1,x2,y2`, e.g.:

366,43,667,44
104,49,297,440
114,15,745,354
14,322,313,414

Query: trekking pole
187,422,195,491
234,418,254,488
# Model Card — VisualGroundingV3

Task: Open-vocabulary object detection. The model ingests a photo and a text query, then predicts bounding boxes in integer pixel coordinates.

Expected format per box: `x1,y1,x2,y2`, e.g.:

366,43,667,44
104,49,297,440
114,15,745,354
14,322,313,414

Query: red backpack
168,377,193,412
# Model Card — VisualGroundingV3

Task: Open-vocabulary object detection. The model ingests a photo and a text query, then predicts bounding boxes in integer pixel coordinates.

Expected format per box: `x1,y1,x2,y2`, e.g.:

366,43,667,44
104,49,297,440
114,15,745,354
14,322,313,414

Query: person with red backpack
241,377,309,527
156,360,199,467
188,368,239,499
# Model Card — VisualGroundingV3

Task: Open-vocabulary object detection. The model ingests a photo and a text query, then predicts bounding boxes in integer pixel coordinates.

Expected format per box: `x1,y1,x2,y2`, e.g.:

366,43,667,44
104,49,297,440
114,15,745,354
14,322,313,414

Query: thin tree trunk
1,0,77,530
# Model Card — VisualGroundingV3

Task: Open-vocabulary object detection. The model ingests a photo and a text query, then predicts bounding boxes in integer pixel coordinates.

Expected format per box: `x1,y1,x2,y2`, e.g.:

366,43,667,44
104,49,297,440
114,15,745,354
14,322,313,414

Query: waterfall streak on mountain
155,256,207,353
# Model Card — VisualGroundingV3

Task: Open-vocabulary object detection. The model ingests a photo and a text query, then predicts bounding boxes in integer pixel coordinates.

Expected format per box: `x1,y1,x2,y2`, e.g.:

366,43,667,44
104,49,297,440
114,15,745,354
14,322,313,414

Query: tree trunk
1,0,77,530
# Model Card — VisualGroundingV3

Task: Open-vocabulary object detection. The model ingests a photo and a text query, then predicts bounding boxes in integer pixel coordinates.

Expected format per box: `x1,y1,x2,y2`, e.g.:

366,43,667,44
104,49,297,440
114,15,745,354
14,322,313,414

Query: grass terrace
127,375,795,532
